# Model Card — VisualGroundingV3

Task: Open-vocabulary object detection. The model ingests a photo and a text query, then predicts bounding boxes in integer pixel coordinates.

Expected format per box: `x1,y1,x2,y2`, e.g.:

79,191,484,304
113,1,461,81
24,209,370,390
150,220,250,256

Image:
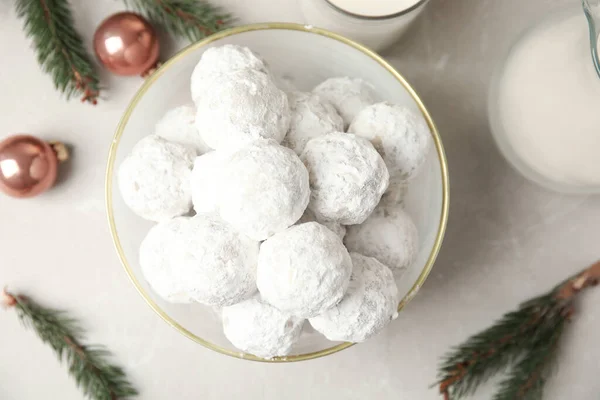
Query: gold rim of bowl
105,22,450,363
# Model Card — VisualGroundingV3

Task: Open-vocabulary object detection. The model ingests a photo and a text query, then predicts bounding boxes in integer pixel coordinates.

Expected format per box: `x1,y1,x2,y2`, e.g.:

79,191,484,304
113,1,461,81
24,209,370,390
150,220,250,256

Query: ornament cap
50,142,70,162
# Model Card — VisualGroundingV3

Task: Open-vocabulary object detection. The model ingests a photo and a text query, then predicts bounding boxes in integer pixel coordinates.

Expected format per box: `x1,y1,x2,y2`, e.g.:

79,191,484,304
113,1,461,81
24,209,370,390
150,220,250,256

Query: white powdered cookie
313,77,377,128
310,253,398,342
282,91,343,155
219,140,309,241
222,296,304,359
190,44,269,102
139,215,259,306
257,222,352,318
349,102,431,182
195,69,290,150
118,135,195,222
155,104,211,155
301,133,389,225
345,203,419,276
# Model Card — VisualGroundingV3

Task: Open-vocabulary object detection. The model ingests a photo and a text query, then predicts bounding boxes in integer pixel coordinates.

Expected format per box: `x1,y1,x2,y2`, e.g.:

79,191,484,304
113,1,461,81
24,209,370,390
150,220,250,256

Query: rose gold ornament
0,135,69,198
93,12,160,76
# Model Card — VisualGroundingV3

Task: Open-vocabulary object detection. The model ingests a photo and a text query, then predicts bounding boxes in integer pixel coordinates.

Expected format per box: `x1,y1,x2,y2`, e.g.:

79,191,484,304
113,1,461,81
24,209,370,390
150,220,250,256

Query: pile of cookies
118,45,431,358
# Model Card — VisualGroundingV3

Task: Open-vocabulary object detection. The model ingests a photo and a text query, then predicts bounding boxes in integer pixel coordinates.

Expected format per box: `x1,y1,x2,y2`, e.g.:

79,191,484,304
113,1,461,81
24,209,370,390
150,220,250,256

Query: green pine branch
123,0,234,42
3,289,137,400
437,293,558,398
492,316,567,400
15,0,100,104
436,261,600,400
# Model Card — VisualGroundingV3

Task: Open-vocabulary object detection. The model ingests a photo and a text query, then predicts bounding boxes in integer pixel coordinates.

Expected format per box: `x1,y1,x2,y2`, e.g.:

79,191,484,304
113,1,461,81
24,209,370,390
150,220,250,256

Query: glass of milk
300,0,430,51
488,4,600,193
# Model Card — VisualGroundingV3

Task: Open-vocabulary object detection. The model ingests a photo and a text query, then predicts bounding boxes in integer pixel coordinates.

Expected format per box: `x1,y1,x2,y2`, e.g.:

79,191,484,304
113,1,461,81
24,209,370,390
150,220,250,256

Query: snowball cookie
348,102,432,182
191,151,224,214
194,69,290,150
345,203,418,275
282,91,344,155
154,104,211,155
298,208,346,240
190,44,269,102
257,222,352,318
222,296,304,359
312,77,377,128
118,135,195,222
300,133,389,225
309,253,398,342
220,140,310,241
139,215,259,306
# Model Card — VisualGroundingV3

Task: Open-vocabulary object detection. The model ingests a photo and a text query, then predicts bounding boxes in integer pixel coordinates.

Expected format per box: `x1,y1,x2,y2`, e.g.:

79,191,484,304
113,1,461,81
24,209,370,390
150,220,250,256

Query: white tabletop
1,0,599,399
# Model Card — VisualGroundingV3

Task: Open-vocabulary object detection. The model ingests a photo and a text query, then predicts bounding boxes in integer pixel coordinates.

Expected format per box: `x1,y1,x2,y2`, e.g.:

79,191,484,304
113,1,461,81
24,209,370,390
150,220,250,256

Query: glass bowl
105,23,449,362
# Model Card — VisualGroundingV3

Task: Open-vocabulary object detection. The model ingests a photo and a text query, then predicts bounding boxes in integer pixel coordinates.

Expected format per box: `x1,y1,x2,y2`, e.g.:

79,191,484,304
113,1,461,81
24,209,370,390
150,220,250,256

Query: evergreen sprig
15,0,100,104
492,317,566,400
436,261,600,400
123,0,233,42
3,289,137,400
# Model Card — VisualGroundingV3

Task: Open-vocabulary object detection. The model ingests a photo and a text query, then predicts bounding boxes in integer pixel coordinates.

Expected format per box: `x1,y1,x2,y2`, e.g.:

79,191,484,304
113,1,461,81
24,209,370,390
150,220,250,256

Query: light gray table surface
1,0,599,399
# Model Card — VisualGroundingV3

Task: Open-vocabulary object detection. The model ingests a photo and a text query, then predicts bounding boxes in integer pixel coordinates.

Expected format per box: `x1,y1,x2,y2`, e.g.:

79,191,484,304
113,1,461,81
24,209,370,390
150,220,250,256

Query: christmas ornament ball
0,135,67,198
93,12,159,76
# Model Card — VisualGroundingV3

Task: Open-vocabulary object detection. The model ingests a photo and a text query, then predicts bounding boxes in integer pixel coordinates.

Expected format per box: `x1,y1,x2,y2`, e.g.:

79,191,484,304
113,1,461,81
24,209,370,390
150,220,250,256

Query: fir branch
493,315,568,400
15,0,100,104
123,0,233,42
2,288,137,400
437,261,600,400
437,293,557,399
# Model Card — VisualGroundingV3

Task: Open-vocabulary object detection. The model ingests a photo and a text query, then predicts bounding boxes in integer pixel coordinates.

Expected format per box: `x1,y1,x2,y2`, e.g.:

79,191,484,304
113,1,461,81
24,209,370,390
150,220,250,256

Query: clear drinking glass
583,0,600,78
488,3,600,194
299,0,430,51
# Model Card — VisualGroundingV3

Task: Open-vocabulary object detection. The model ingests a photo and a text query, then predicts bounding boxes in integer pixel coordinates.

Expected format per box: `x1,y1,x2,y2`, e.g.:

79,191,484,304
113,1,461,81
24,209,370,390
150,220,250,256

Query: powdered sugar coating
282,91,344,155
345,203,418,276
300,133,389,225
313,77,377,128
118,135,195,222
348,102,432,182
297,208,346,240
195,69,290,150
139,215,259,306
309,253,398,342
222,296,304,359
190,45,269,102
155,105,211,155
219,140,310,241
191,151,223,214
257,222,352,318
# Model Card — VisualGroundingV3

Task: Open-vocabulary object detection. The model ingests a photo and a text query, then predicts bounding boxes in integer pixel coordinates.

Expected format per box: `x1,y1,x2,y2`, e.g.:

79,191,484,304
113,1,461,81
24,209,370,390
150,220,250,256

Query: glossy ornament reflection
0,135,68,198
93,12,160,76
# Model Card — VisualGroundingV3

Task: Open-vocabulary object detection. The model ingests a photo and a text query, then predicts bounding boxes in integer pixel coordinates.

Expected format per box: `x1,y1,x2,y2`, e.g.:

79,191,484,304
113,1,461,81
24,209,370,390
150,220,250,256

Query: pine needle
123,0,233,42
15,0,100,104
3,289,137,400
